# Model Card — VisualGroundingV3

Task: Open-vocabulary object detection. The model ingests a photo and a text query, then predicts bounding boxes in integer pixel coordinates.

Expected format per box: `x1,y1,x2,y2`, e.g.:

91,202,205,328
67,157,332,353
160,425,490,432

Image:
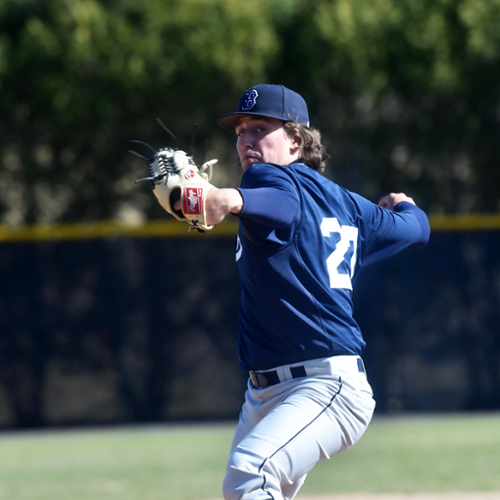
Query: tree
0,0,278,225
271,0,500,213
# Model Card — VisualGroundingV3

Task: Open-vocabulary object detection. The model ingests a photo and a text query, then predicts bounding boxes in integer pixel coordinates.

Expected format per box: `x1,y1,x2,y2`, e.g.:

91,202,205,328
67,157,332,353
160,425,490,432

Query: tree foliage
273,0,500,213
0,0,278,224
1,0,500,225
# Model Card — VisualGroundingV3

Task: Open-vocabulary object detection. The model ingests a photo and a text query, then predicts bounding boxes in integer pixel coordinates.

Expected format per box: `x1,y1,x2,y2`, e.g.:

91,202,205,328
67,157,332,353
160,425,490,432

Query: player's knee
222,458,254,500
223,450,278,500
222,475,242,500
222,471,251,500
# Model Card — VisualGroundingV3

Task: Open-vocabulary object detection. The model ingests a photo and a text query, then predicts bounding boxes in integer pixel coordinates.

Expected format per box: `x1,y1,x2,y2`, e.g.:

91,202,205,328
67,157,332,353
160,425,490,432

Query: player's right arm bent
378,192,415,210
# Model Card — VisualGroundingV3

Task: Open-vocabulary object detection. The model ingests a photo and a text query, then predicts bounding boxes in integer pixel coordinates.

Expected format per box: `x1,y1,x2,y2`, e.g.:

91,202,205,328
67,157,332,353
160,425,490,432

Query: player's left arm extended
200,186,300,228
196,162,301,228
171,187,243,226
228,163,301,228
203,188,244,226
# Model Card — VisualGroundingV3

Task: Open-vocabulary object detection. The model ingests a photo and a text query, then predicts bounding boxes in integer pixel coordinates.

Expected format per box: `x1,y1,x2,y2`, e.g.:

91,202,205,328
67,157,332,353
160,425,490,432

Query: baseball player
155,84,430,499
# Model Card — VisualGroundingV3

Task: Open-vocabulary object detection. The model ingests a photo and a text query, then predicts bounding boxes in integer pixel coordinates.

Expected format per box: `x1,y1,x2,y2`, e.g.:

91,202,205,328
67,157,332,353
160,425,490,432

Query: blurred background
0,0,499,429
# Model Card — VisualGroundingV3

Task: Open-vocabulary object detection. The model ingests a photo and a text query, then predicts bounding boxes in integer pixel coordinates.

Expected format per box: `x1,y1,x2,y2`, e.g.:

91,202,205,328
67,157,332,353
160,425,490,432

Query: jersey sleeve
351,193,431,267
394,202,431,249
236,164,300,228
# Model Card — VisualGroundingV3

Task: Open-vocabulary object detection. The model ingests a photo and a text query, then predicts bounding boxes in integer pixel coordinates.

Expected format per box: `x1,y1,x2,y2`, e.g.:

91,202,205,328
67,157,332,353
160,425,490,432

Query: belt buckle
249,370,269,388
249,370,259,388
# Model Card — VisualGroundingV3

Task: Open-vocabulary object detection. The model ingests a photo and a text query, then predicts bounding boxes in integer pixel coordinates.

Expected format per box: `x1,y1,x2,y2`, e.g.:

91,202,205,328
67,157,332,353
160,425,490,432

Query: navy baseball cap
217,84,310,130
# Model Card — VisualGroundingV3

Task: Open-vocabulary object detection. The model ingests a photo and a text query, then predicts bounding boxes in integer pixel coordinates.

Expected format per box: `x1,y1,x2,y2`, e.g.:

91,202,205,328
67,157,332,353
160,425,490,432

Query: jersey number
321,218,359,290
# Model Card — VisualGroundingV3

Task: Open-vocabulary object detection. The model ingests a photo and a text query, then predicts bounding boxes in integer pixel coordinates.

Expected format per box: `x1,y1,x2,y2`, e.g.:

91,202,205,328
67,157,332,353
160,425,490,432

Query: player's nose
237,131,254,150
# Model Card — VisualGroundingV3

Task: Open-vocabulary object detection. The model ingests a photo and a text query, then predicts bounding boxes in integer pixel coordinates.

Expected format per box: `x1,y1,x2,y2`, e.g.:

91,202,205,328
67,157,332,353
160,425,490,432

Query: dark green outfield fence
0,217,499,428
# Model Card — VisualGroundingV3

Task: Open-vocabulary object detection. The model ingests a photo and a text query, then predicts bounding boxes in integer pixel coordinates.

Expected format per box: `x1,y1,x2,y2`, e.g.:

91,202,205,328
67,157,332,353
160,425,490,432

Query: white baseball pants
223,355,376,500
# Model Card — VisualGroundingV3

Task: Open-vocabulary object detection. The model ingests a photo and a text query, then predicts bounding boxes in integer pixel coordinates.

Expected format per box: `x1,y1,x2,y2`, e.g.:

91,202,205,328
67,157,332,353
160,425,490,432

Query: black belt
249,365,307,389
249,358,366,389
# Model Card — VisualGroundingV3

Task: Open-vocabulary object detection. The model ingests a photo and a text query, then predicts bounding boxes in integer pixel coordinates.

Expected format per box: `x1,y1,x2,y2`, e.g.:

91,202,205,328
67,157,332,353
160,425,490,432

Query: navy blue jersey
235,161,430,371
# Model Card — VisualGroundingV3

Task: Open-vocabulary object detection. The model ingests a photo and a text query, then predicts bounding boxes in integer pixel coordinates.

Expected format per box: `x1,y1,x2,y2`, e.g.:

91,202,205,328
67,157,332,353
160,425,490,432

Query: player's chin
241,157,260,171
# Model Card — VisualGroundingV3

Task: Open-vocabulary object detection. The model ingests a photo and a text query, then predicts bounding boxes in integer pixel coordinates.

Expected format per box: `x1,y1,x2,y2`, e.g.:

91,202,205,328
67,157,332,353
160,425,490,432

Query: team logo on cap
241,89,258,111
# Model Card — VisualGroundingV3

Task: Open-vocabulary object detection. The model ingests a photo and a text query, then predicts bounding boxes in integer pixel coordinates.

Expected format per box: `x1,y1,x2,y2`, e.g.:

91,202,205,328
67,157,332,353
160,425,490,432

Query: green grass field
0,414,499,500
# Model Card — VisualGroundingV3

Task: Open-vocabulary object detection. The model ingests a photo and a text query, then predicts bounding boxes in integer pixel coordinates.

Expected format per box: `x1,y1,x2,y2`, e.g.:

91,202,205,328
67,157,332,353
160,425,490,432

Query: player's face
235,116,300,171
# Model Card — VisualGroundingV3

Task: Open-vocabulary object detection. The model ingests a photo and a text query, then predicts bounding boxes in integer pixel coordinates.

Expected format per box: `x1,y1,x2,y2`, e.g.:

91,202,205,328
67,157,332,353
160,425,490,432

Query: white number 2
320,218,359,290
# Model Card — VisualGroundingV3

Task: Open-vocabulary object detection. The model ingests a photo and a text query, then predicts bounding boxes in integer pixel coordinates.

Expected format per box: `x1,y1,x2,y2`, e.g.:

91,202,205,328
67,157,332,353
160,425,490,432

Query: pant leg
280,473,306,500
225,380,308,500
223,367,375,500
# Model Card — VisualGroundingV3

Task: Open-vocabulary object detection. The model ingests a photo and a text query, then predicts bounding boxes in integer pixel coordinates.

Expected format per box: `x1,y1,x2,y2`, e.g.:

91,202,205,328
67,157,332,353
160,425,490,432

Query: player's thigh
227,375,374,485
257,376,374,478
229,379,268,455
284,374,376,470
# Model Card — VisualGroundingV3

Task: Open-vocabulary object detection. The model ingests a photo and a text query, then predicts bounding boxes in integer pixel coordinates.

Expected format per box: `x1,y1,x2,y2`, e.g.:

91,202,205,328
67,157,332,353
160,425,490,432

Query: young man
204,84,430,500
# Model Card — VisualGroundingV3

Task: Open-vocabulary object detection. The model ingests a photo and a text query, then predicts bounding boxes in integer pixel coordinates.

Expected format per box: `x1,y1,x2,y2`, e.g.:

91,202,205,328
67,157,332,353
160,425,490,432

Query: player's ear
290,134,302,154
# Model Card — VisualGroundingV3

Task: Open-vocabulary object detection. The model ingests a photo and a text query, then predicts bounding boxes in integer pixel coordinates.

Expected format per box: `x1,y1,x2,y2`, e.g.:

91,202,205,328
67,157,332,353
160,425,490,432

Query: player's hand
378,192,415,211
174,188,243,225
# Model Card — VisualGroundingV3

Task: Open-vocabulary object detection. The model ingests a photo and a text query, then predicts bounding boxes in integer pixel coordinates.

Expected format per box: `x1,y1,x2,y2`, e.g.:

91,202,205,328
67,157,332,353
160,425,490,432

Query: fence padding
0,230,499,428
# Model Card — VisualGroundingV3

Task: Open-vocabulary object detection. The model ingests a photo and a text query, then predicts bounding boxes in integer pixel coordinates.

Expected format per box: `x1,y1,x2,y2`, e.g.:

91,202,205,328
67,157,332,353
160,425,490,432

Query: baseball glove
132,123,218,233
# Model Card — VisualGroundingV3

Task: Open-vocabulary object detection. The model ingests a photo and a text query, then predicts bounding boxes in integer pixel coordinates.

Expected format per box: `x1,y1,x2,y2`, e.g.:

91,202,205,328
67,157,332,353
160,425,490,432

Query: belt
249,357,366,389
249,365,307,389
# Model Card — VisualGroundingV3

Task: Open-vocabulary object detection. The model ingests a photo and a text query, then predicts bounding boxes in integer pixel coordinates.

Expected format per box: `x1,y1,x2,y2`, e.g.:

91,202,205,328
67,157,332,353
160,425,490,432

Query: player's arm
198,164,301,228
204,188,243,226
172,187,243,225
378,192,415,210
354,191,430,267
234,164,301,228
378,192,430,249
235,187,300,228
202,186,300,228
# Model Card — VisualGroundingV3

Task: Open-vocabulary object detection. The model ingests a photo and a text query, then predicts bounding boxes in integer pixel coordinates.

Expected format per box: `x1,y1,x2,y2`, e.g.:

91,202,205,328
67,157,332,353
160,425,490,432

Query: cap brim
217,111,286,130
